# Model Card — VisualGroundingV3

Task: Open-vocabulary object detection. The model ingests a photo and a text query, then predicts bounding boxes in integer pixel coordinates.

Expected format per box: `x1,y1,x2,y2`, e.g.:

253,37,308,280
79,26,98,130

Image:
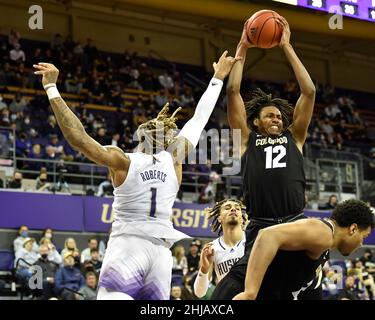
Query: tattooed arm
34,63,128,170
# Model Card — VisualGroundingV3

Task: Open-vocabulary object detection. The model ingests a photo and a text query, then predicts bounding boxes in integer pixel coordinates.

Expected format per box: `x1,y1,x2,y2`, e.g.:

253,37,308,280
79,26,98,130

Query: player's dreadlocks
244,88,294,132
206,199,247,235
136,103,181,153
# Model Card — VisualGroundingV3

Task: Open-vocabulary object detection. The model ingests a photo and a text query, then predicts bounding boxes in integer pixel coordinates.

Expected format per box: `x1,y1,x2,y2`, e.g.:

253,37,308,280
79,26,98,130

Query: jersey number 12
264,145,286,169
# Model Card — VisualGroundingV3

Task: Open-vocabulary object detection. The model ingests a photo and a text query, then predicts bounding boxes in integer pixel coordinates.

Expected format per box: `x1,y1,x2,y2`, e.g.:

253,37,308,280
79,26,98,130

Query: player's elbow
256,228,281,248
302,85,316,98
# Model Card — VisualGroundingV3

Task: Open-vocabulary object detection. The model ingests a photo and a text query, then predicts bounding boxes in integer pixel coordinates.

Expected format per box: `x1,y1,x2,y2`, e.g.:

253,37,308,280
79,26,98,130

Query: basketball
246,10,283,49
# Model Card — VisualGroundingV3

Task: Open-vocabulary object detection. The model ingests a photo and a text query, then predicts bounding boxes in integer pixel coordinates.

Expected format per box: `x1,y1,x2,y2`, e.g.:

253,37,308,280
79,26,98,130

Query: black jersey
241,130,306,219
279,218,333,300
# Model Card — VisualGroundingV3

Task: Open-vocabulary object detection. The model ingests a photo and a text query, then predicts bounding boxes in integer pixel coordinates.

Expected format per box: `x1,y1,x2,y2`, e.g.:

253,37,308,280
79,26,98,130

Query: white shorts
98,234,173,300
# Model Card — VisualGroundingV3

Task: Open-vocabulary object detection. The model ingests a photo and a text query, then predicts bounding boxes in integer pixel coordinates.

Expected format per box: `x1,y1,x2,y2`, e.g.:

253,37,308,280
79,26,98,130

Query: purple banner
0,191,84,231
0,191,374,244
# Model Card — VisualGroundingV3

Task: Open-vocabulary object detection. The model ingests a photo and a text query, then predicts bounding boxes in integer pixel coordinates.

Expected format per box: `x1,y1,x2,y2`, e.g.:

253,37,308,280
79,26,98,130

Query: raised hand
239,19,256,49
276,16,291,48
199,243,215,273
213,50,242,81
33,62,59,87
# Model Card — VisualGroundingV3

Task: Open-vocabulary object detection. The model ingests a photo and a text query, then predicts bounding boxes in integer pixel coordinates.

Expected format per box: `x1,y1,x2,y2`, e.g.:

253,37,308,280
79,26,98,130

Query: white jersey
212,232,246,283
111,151,189,246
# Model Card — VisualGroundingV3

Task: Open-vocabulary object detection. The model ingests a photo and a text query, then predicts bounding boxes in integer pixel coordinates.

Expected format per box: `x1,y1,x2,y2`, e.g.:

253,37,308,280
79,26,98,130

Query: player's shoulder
211,237,223,250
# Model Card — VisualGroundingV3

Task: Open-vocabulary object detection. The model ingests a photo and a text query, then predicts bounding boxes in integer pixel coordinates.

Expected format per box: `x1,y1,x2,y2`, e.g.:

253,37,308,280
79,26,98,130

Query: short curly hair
244,88,294,132
330,199,375,230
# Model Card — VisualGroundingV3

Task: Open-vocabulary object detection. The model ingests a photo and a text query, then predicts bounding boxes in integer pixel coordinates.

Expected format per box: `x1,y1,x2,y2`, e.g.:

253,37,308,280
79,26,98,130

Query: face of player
218,201,243,228
254,106,283,136
338,225,371,256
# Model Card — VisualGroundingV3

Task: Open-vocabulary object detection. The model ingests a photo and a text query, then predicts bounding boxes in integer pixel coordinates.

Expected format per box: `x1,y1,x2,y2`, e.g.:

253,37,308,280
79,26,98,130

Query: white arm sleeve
193,269,210,298
177,77,223,148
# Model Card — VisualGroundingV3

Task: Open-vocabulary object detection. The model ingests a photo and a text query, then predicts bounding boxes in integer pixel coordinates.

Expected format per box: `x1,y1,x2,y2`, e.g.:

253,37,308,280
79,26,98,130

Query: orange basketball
246,10,283,49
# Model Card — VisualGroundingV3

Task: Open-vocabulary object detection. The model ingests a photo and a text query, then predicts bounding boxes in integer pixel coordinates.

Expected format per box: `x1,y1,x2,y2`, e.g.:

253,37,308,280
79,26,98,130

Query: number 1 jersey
111,150,188,246
241,130,306,219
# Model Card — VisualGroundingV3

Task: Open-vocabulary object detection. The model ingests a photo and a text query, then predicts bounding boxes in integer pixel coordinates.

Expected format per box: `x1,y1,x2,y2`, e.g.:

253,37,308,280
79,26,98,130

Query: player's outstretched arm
194,243,214,298
277,17,316,148
169,51,241,163
233,219,333,300
227,20,253,144
34,63,128,170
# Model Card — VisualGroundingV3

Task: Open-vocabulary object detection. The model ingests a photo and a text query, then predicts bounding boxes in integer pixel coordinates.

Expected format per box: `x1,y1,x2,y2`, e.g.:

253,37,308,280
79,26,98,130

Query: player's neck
222,226,243,247
328,220,340,250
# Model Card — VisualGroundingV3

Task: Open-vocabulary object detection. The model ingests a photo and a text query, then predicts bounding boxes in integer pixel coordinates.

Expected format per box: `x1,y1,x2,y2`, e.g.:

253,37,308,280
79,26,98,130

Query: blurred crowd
12,225,106,300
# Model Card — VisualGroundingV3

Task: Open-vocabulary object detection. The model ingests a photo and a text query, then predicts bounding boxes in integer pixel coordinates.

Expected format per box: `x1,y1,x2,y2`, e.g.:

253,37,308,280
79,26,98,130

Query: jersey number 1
264,145,286,169
150,188,157,217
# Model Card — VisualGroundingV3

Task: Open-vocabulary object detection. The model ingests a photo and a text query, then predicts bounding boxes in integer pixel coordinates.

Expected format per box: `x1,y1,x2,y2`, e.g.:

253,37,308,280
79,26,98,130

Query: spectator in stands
361,249,375,277
172,245,188,276
82,249,102,275
39,237,62,265
8,28,20,48
41,228,54,243
180,87,195,107
96,172,113,197
338,276,364,300
318,194,338,210
320,118,335,144
29,143,44,163
84,38,97,69
170,285,182,300
81,238,100,263
13,225,36,252
0,94,7,111
33,244,59,299
338,95,355,124
15,238,39,282
35,172,51,191
47,134,63,155
110,132,122,148
186,240,201,275
198,182,215,204
43,115,60,138
51,33,63,51
9,93,27,114
64,72,82,94
95,127,110,146
323,102,342,121
0,108,10,127
77,272,97,300
158,72,174,90
15,131,32,157
350,259,375,300
61,237,80,262
7,170,23,190
155,88,169,107
54,252,85,300
44,145,60,170
9,43,25,64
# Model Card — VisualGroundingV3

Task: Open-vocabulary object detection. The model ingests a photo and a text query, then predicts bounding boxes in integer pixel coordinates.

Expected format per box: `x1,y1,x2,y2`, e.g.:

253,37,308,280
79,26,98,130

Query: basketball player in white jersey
194,199,247,298
33,51,241,300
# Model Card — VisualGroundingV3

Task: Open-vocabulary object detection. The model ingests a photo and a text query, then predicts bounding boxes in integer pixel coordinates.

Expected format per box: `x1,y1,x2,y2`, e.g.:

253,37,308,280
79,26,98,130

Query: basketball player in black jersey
233,199,374,300
211,17,317,299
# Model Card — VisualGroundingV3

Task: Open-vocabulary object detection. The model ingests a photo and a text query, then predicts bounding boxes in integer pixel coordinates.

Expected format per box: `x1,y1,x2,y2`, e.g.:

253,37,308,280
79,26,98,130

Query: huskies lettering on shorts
140,170,167,182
